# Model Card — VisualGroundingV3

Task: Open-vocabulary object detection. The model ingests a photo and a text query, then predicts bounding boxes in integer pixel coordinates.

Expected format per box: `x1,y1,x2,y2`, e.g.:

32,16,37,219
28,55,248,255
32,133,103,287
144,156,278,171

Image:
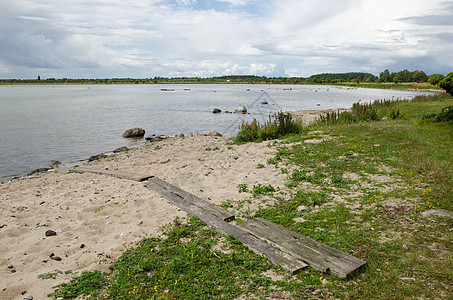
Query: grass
47,95,452,299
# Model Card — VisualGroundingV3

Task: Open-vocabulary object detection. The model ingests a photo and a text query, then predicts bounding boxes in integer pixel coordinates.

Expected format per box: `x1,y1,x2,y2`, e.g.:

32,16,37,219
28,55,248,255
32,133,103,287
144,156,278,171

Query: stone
122,127,145,138
260,101,268,105
45,230,57,237
23,295,33,300
28,168,50,176
207,131,222,137
88,153,107,162
421,209,453,219
235,106,247,114
212,108,221,113
113,146,129,153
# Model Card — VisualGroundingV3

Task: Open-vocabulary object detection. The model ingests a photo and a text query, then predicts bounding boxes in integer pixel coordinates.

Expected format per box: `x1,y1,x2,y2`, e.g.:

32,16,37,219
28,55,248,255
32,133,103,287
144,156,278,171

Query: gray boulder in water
122,127,145,138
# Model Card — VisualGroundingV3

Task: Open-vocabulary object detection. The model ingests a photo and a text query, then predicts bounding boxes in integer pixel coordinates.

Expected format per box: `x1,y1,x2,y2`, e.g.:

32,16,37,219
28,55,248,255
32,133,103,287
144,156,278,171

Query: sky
0,0,452,79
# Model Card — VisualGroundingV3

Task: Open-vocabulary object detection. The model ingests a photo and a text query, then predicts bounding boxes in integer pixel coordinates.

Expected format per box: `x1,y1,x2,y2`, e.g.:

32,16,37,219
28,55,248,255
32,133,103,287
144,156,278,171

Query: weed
38,272,59,280
256,163,265,169
237,183,249,193
251,183,276,198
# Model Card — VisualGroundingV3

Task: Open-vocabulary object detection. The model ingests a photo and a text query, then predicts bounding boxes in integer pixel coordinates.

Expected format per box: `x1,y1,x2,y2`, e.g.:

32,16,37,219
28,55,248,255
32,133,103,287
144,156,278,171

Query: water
0,84,433,181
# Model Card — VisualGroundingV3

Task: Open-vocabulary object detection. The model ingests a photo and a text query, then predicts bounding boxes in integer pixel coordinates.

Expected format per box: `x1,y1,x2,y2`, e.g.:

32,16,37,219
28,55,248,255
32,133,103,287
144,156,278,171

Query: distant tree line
0,70,448,86
379,69,446,85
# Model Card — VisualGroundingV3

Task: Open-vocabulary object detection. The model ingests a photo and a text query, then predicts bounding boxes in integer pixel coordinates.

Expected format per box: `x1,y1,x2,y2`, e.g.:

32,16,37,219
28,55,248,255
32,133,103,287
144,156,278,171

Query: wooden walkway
53,164,368,277
239,218,367,278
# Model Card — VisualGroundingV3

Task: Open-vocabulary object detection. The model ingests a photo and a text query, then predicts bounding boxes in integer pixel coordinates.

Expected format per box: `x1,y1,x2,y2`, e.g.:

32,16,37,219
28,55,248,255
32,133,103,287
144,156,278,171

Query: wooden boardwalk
239,218,367,278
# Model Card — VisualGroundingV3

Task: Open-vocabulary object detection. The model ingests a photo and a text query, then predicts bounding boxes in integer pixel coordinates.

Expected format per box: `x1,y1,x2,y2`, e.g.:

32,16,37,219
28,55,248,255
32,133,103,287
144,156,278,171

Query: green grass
47,95,453,299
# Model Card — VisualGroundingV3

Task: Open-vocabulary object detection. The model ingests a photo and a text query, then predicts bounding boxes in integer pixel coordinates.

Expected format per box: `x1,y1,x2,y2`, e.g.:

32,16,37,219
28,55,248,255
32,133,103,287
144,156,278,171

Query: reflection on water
0,84,433,181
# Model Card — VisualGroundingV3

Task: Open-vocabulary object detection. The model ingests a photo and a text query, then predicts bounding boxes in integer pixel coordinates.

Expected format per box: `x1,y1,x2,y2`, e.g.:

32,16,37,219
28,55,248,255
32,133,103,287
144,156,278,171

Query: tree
379,69,390,82
411,70,428,82
439,73,453,95
428,74,445,85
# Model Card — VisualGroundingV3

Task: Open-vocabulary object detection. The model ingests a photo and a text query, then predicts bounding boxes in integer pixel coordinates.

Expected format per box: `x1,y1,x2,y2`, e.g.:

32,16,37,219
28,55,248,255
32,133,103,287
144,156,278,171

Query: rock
179,133,185,137
113,146,129,153
207,131,222,137
191,133,207,137
421,209,453,219
50,253,62,261
88,153,107,162
145,136,166,142
122,127,145,138
45,230,57,237
235,106,247,114
212,108,221,114
260,101,268,105
23,295,33,300
28,167,50,176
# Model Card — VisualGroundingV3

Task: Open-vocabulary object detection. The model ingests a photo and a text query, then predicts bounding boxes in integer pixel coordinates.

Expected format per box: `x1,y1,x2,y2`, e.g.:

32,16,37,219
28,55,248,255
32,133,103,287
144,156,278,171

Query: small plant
388,107,403,119
205,147,220,151
256,163,265,169
252,183,276,198
154,146,162,150
38,271,59,280
237,183,249,193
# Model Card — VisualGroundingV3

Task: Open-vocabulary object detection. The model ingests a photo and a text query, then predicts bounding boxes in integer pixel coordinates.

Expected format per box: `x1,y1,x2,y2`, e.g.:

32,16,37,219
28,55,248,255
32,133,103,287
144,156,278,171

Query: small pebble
45,230,57,237
23,295,33,300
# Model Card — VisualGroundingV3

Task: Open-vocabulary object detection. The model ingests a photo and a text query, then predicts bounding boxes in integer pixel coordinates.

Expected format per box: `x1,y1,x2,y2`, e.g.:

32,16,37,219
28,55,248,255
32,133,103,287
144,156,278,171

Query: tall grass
234,111,303,144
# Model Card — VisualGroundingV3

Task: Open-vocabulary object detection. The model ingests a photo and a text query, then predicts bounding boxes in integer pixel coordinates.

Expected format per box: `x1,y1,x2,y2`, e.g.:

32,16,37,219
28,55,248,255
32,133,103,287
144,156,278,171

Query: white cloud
0,0,452,79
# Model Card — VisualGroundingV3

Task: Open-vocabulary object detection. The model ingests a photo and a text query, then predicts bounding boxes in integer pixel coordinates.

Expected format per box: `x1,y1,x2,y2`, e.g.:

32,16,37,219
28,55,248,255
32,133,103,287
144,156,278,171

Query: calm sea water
0,84,433,181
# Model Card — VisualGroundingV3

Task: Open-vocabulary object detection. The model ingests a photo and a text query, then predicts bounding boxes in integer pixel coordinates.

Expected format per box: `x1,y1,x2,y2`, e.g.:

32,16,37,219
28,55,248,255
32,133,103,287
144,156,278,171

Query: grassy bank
44,95,452,299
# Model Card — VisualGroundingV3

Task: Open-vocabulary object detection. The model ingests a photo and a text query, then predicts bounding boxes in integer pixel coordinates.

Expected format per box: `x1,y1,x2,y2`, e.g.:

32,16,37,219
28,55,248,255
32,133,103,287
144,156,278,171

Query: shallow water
0,84,433,181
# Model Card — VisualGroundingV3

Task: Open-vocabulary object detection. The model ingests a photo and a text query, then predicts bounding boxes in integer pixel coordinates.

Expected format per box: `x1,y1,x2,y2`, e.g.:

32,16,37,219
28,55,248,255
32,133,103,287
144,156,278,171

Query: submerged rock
212,108,221,114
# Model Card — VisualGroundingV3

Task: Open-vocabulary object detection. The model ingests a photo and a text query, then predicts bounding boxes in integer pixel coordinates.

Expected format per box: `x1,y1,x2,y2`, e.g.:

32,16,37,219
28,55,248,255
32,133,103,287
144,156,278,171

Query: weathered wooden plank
70,167,153,182
239,217,366,278
145,180,307,274
149,177,235,222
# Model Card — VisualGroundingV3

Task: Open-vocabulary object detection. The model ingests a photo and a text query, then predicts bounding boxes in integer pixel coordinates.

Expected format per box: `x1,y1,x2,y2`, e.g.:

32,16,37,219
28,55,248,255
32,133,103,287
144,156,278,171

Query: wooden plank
149,177,235,222
239,217,366,278
145,180,307,274
70,167,153,182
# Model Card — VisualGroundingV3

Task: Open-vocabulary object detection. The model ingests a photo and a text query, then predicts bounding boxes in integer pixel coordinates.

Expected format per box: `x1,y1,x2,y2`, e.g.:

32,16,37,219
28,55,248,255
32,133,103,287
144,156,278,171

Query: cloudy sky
1,0,452,79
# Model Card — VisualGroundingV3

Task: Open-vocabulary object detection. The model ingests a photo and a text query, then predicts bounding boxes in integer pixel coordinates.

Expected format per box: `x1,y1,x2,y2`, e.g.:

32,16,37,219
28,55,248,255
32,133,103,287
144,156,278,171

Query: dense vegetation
439,72,453,95
44,94,452,299
234,111,304,144
0,69,448,88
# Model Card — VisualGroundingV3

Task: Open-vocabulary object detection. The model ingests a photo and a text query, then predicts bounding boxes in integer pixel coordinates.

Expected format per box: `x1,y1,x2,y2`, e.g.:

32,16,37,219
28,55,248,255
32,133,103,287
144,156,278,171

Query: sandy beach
0,132,295,299
0,109,339,299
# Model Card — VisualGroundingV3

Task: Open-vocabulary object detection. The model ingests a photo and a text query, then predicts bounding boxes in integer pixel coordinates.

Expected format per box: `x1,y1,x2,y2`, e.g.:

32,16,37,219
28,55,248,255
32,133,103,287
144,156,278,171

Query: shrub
234,111,303,144
421,105,453,123
439,72,453,95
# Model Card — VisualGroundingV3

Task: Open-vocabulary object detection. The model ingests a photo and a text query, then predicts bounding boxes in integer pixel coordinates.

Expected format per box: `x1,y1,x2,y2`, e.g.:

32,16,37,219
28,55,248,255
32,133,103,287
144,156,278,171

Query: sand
0,109,338,299
0,134,292,299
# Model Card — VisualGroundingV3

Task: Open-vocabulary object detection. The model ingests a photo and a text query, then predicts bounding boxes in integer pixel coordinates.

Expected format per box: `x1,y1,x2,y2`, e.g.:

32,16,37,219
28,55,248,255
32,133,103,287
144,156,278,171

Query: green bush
439,73,453,95
422,106,453,123
234,111,303,144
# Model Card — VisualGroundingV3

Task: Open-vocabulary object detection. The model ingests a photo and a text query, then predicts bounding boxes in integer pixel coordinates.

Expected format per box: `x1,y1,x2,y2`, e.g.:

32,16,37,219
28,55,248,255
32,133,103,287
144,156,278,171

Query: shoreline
1,107,340,184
